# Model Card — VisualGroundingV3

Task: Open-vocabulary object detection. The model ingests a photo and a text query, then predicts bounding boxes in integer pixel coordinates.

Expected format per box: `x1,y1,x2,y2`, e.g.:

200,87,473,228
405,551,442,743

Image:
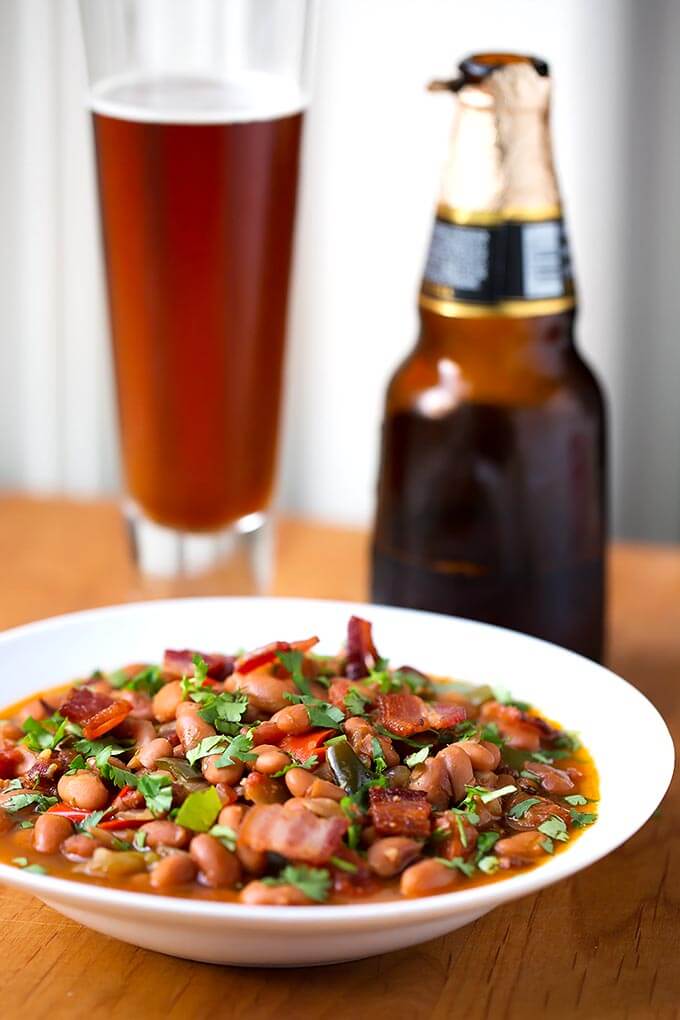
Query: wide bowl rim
0,595,674,930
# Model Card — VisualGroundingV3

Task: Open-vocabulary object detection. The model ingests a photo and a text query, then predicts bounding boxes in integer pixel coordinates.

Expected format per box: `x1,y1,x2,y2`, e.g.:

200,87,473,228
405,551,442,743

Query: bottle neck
420,64,575,319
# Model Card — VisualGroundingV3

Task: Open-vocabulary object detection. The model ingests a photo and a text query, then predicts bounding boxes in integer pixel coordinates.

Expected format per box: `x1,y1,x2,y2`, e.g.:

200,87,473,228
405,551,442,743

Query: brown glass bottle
371,54,606,661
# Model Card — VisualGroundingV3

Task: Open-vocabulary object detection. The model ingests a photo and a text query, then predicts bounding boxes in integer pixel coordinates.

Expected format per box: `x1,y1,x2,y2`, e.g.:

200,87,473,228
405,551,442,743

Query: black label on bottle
421,212,574,313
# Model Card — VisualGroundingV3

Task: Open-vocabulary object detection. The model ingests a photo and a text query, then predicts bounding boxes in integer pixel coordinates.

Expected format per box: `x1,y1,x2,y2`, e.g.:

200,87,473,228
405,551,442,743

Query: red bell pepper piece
46,803,89,823
82,699,132,740
235,636,319,675
279,728,337,762
97,815,146,831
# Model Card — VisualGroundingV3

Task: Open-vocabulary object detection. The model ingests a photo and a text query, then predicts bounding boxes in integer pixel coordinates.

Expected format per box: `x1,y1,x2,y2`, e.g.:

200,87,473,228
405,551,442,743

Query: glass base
124,501,273,596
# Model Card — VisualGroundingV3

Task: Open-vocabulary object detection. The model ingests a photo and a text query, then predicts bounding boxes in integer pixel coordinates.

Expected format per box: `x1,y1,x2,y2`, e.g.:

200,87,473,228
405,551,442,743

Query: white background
0,0,678,540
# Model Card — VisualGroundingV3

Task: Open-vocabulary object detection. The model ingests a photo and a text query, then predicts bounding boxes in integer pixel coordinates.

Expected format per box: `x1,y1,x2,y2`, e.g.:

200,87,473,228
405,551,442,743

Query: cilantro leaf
435,856,476,877
329,855,358,874
564,794,588,806
3,791,57,814
74,737,131,761
208,824,237,852
110,665,164,697
196,691,249,736
507,797,541,819
272,754,318,778
477,855,500,875
569,808,597,828
537,815,569,842
539,836,554,854
283,691,345,730
137,773,173,816
214,731,258,768
343,688,371,717
370,737,387,773
21,713,67,752
12,857,47,875
185,734,230,767
174,786,222,832
262,864,331,902
76,810,106,832
276,650,313,697
405,745,431,768
475,831,501,858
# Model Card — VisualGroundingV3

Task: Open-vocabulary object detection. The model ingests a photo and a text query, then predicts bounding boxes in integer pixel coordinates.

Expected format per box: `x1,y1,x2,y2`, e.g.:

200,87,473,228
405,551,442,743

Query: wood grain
0,496,677,1020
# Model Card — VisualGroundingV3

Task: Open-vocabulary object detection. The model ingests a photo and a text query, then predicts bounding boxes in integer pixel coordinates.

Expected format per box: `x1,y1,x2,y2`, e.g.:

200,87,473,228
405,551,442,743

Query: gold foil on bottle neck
437,63,560,218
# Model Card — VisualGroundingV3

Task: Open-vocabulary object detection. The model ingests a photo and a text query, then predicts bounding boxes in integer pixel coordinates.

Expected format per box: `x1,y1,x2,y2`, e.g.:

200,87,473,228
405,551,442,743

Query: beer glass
79,0,314,591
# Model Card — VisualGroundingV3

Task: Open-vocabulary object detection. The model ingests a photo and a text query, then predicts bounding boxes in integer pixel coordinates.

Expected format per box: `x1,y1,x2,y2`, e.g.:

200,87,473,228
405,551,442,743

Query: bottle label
421,208,575,317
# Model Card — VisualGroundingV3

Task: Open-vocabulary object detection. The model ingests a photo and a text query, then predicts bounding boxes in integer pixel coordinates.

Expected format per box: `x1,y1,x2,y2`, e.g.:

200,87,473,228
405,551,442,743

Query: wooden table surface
0,496,677,1020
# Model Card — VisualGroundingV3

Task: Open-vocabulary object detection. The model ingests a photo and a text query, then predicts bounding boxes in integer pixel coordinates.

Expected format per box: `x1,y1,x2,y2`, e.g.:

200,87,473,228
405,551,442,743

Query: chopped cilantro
569,808,597,828
564,794,588,806
284,691,345,730
492,688,532,713
185,734,230,767
276,650,312,697
475,831,501,858
272,754,318,777
137,773,173,816
214,731,258,768
507,797,541,819
65,754,87,775
132,830,147,850
208,824,237,852
537,815,569,842
110,665,164,697
76,809,106,832
74,737,131,761
262,864,331,902
477,855,500,875
539,836,554,854
2,791,57,814
343,688,371,717
174,787,222,832
370,737,387,773
329,855,358,874
195,691,249,736
12,857,47,875
21,713,67,752
405,745,431,768
435,856,476,877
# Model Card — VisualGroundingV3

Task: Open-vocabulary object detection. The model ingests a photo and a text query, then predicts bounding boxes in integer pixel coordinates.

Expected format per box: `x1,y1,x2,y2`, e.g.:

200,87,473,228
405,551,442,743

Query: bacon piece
24,749,75,789
345,616,379,680
61,686,114,724
82,700,132,740
238,803,347,865
376,693,466,737
368,787,431,840
328,678,377,712
235,637,319,676
0,748,22,780
163,650,235,682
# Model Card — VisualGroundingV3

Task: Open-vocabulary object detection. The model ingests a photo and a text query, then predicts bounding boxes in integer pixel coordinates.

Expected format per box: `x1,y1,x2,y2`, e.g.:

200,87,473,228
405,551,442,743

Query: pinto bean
386,765,411,789
456,739,501,771
254,749,291,775
295,797,344,819
227,670,295,714
367,837,422,878
190,833,241,888
152,680,184,723
57,770,108,811
175,709,216,752
306,778,344,801
201,755,244,786
242,771,287,805
250,721,285,746
61,833,98,859
527,761,575,795
400,858,460,897
284,767,315,798
33,813,73,854
218,804,245,830
240,880,312,905
496,831,545,858
150,851,197,889
138,738,173,769
140,820,190,850
0,721,23,742
438,744,475,802
269,704,311,735
121,717,156,747
236,840,267,875
117,688,153,720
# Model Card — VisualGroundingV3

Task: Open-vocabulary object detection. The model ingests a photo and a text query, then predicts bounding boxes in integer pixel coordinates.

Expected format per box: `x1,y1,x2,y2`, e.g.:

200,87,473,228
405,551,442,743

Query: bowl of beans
0,597,673,966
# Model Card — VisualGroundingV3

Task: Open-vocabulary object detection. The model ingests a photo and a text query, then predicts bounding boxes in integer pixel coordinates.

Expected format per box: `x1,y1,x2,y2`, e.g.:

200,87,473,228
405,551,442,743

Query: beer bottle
371,53,607,661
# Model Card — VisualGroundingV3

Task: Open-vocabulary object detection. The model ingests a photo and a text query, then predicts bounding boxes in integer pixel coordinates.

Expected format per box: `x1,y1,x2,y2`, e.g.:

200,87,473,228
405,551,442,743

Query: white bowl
0,597,673,967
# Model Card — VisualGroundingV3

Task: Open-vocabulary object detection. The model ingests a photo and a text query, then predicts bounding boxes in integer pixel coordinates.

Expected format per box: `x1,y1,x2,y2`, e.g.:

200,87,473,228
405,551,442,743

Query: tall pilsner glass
79,0,314,592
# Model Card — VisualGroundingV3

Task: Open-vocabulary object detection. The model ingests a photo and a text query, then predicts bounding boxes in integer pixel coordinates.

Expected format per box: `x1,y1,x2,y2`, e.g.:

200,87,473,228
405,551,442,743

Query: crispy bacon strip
163,650,235,682
368,788,431,840
61,686,114,724
238,803,347,865
376,693,466,737
345,616,379,680
235,637,319,676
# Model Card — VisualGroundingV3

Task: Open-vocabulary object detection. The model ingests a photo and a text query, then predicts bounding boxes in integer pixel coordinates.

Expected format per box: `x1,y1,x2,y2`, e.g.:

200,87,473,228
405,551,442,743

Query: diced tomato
235,636,319,675
279,728,337,762
82,700,132,740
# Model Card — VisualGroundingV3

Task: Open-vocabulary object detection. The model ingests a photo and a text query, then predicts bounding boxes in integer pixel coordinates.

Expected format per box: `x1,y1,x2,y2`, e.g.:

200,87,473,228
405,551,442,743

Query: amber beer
91,76,304,532
372,54,607,660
